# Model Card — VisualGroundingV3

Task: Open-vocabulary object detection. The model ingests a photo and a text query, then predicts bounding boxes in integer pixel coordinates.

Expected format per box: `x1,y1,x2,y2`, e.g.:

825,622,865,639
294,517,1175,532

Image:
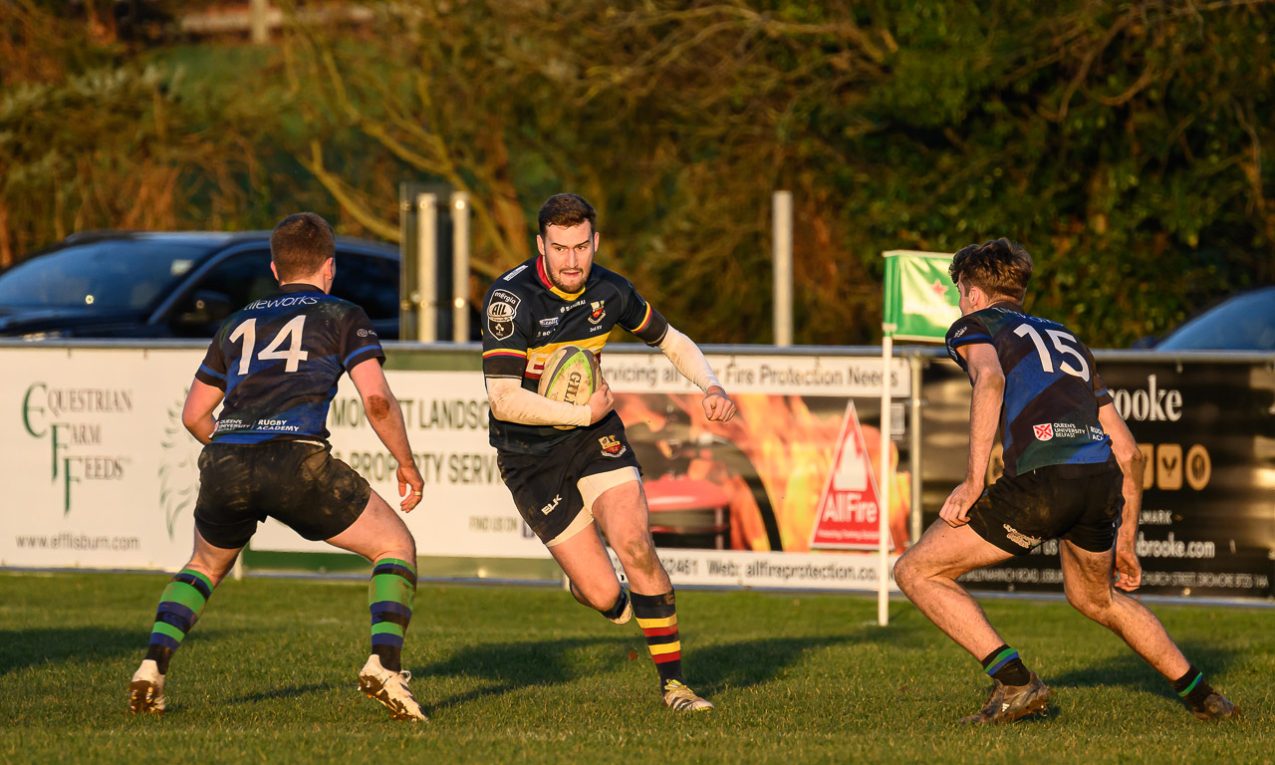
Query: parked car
1149,286,1275,351
0,231,402,340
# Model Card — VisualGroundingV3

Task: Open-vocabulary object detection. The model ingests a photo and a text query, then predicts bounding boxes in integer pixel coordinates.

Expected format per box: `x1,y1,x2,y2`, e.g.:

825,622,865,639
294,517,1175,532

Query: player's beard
548,264,588,294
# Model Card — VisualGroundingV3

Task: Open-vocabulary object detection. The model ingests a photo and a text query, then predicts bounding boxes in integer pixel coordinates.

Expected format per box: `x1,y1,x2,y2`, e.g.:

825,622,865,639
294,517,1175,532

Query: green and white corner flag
883,250,960,342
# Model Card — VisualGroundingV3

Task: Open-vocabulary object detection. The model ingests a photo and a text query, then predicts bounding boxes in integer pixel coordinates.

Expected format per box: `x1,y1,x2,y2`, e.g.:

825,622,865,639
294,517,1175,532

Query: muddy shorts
968,460,1123,555
193,440,371,549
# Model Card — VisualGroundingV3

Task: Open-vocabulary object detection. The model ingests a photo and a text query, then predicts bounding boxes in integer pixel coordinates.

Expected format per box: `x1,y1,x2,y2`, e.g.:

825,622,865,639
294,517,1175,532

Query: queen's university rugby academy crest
487,289,521,340
598,435,626,458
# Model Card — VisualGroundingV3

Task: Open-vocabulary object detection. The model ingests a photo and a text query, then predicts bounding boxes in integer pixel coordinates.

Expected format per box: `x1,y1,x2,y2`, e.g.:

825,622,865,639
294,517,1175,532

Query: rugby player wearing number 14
482,194,737,712
128,213,430,721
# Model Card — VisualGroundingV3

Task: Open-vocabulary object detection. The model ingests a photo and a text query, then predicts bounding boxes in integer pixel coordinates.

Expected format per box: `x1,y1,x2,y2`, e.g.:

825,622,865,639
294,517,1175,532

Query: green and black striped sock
369,557,416,672
1173,665,1215,708
981,644,1031,686
144,568,214,674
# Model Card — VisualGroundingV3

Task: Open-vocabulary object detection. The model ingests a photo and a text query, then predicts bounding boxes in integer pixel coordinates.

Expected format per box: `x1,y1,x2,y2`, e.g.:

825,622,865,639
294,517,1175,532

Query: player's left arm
940,342,1004,527
1099,400,1146,591
181,379,224,445
620,287,735,423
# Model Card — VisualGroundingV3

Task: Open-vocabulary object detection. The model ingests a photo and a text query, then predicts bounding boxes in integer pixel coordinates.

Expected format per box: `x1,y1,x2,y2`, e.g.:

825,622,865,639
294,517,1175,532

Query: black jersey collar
278,282,324,294
535,256,587,301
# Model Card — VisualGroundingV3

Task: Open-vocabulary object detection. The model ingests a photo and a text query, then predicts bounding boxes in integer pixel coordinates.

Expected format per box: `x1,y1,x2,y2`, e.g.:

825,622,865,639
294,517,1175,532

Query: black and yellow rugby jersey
482,256,669,455
946,303,1113,477
194,283,385,444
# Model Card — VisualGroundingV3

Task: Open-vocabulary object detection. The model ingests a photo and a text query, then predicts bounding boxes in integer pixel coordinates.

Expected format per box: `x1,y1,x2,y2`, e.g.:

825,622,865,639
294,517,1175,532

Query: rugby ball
537,346,600,410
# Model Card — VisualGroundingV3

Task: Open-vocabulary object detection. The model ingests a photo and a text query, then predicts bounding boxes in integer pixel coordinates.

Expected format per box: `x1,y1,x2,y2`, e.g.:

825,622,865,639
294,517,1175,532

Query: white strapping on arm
657,324,722,392
486,377,591,427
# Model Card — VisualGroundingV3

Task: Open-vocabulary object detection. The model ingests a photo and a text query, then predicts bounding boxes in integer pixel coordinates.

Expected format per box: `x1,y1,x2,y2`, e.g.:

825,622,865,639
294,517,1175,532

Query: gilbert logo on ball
537,346,600,428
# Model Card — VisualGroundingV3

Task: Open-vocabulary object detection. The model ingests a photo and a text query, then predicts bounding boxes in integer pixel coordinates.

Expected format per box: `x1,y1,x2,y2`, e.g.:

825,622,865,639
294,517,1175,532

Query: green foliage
2,1,1271,345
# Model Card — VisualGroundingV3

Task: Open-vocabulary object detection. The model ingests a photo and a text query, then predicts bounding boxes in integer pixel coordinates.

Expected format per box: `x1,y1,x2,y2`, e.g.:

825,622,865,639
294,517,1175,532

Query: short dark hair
271,212,335,281
537,193,596,237
949,238,1033,302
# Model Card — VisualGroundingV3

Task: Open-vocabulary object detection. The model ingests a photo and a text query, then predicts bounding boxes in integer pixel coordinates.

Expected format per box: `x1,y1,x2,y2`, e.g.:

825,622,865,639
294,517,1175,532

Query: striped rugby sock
1172,665,1215,708
144,568,214,674
981,644,1031,686
369,557,416,672
631,590,683,688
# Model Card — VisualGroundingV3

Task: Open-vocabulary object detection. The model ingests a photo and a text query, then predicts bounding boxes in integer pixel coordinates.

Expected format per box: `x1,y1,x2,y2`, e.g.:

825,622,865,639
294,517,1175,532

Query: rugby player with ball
481,193,736,712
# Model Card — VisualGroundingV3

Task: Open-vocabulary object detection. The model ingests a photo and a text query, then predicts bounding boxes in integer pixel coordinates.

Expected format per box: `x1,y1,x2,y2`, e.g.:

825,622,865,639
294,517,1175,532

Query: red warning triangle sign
810,401,886,550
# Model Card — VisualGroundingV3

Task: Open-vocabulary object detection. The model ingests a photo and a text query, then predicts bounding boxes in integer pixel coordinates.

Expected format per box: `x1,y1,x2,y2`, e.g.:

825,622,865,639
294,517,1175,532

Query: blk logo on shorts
1032,423,1054,441
598,435,626,458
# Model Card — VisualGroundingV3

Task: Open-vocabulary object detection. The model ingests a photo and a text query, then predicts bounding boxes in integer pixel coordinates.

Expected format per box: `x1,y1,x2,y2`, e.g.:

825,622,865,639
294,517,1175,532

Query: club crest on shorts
1032,423,1054,441
487,289,521,340
1002,524,1042,550
598,434,626,458
588,300,606,325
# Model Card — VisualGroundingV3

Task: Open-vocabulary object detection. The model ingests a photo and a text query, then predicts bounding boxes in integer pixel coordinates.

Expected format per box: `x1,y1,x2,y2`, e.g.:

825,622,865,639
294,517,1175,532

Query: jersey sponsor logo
244,295,320,310
538,317,559,328
559,299,584,314
487,289,521,340
356,328,377,338
588,300,606,325
1032,423,1054,441
953,326,968,338
502,264,529,281
598,434,627,458
1002,524,1042,549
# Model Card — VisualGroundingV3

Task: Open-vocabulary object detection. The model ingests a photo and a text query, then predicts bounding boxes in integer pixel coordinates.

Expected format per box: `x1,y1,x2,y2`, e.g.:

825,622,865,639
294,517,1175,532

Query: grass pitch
1,571,1270,764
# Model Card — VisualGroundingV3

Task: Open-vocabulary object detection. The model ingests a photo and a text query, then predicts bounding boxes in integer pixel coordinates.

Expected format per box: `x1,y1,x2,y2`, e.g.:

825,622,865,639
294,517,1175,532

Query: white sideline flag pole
878,325,895,627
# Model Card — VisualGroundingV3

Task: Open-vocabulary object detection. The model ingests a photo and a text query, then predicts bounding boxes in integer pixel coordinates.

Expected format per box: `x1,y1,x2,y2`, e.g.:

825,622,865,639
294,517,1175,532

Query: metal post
878,326,895,626
772,191,793,347
910,353,924,545
451,192,471,343
415,193,439,343
249,0,269,44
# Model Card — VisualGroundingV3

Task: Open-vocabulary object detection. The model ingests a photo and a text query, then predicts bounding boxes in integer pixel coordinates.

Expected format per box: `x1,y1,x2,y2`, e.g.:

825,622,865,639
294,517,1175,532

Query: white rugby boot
662,679,715,712
128,659,166,715
358,655,428,721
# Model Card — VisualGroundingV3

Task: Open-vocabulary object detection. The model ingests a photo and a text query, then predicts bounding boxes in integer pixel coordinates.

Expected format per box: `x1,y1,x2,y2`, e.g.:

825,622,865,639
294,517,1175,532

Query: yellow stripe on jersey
483,348,528,358
647,641,682,656
631,303,654,333
635,614,678,629
526,335,608,376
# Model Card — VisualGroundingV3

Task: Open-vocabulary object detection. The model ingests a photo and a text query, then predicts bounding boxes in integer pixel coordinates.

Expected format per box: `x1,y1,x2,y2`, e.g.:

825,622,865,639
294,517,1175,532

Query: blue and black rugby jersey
945,302,1113,477
481,256,669,455
194,283,385,444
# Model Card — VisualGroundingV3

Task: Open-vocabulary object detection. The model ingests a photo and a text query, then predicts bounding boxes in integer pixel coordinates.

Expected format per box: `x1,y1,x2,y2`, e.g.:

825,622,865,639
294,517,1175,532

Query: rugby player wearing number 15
128,213,430,721
482,194,737,712
893,238,1238,724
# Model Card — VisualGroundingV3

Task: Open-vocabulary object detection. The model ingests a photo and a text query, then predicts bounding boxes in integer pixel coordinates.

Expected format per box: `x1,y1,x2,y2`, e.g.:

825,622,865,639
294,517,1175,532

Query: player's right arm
941,341,1004,527
181,379,224,445
1099,400,1146,591
349,359,424,513
481,281,610,427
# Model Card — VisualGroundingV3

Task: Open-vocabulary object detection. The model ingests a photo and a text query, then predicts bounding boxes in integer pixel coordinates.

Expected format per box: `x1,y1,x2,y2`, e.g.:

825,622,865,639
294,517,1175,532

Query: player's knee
617,535,659,574
1066,588,1112,623
893,552,919,594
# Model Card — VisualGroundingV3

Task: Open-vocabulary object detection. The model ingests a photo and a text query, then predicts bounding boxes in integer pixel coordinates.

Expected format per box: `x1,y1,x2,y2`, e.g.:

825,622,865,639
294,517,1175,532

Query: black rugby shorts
967,461,1123,555
496,421,641,544
193,441,371,549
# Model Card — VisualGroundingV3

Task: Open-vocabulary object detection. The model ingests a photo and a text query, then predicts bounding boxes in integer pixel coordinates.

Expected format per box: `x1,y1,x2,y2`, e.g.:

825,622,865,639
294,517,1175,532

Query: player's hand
587,380,615,424
1114,543,1142,591
702,386,737,422
939,480,982,528
397,460,425,513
